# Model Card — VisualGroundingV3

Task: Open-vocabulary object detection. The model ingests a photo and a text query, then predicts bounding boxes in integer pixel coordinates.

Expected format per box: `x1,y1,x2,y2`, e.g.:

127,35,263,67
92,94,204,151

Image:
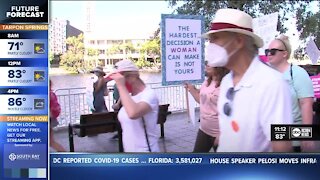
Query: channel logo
290,127,312,139
9,153,17,161
8,153,40,161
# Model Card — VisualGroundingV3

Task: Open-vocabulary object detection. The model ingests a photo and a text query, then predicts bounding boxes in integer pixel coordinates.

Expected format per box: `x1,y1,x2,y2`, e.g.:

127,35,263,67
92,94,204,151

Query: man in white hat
90,66,108,113
203,9,292,152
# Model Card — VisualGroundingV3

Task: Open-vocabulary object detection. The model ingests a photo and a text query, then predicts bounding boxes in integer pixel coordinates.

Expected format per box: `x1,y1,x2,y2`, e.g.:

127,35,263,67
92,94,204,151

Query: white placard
306,38,320,64
253,12,279,55
161,14,204,86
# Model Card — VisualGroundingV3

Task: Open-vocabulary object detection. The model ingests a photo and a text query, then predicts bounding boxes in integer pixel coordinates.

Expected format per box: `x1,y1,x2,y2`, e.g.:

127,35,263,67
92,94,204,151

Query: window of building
97,40,105,45
99,49,105,54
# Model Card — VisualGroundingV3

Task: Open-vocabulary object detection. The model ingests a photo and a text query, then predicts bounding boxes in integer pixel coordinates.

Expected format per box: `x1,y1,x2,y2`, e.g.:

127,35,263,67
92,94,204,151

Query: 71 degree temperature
8,42,23,51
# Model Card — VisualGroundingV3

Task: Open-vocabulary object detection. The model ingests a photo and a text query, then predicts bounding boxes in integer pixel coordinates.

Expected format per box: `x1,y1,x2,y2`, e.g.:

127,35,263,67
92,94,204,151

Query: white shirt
118,87,160,152
217,57,292,152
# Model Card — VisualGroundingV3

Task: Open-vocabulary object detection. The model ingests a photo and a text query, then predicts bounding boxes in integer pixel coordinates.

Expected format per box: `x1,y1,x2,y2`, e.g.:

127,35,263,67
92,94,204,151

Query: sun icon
35,73,42,80
35,46,41,51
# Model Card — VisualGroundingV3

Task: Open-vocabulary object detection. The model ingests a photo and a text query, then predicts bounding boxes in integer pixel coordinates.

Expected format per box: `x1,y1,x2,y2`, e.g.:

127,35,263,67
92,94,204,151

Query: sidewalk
52,111,320,153
52,111,201,153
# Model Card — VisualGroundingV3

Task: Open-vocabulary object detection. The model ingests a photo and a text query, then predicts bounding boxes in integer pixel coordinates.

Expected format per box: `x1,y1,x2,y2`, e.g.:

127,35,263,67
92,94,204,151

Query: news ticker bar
271,125,320,141
50,154,319,167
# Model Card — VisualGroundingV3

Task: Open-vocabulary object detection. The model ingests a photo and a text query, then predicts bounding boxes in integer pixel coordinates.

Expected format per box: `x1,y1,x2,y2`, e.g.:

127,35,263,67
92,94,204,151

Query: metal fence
55,83,200,127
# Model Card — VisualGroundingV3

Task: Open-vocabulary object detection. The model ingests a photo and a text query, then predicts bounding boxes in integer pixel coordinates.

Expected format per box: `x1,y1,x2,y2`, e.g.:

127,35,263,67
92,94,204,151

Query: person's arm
300,97,314,124
271,141,293,152
93,77,105,93
109,73,151,119
294,68,315,151
299,97,316,152
112,99,122,111
185,83,200,103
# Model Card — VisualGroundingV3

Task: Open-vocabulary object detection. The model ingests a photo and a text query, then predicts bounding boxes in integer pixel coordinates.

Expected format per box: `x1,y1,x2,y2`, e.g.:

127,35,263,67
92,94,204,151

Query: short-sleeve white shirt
217,57,292,152
118,87,160,152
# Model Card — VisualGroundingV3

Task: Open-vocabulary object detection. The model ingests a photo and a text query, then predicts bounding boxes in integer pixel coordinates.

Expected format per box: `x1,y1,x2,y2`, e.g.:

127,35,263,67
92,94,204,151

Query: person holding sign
202,8,292,152
185,65,228,152
266,35,315,152
108,59,160,152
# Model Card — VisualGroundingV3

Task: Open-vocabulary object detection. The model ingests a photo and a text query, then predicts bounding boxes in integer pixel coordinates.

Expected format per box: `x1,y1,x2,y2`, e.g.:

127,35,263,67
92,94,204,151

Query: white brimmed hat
202,8,264,48
114,59,139,72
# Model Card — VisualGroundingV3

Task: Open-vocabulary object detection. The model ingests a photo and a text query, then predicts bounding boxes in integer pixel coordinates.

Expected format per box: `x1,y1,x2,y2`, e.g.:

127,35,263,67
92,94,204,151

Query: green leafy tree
106,43,121,59
140,38,161,66
167,0,318,59
49,52,54,65
120,42,136,59
295,2,320,60
59,33,85,73
85,48,99,71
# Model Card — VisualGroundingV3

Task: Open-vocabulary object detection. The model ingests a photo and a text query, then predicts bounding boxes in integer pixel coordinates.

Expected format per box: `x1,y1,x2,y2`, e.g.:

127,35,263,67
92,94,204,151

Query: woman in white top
109,59,160,152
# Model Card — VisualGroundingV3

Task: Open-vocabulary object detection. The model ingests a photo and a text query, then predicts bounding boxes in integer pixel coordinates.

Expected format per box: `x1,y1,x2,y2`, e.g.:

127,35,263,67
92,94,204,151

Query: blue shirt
283,65,314,124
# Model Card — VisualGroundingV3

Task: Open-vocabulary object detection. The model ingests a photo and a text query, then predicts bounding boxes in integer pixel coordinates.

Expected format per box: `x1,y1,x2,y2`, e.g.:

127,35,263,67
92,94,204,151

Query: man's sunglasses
223,87,235,116
264,48,285,56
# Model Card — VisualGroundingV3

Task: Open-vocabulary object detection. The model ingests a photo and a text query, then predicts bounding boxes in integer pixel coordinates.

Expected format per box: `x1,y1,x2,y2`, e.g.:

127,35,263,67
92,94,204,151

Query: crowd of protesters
50,8,319,153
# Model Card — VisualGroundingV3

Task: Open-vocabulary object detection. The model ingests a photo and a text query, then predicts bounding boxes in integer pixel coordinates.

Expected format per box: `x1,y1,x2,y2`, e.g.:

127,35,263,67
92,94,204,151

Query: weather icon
34,99,45,109
34,70,45,82
34,43,45,54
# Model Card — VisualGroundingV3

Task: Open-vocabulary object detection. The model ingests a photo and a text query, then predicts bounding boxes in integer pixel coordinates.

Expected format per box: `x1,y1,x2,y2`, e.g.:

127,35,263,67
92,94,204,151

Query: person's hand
108,72,125,86
112,103,120,111
184,82,194,91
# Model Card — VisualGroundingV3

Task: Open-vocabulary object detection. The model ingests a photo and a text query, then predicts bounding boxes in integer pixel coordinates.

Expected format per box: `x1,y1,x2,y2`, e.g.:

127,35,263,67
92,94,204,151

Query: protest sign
253,12,278,57
311,75,320,98
161,14,204,86
306,38,320,64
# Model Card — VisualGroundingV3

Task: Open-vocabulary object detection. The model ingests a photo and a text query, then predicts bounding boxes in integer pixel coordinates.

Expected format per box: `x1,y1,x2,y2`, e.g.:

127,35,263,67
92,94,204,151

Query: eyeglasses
264,48,285,56
223,87,235,116
204,60,208,66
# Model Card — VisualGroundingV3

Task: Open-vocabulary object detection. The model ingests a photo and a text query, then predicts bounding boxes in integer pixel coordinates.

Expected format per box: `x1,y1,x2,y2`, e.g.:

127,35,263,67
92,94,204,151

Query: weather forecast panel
0,39,47,58
0,67,47,86
0,0,49,179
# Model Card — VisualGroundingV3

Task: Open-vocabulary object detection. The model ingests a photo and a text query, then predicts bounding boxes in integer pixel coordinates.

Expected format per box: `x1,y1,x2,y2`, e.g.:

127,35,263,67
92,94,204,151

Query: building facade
84,33,149,67
49,18,83,55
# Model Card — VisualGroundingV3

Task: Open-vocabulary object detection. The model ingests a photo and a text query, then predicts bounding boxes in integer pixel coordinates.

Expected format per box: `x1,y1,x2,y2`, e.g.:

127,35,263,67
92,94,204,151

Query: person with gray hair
108,59,160,152
203,8,293,152
266,35,315,152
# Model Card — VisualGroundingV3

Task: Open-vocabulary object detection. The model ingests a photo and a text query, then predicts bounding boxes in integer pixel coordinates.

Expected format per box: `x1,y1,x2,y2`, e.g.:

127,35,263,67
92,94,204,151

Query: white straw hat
202,8,264,48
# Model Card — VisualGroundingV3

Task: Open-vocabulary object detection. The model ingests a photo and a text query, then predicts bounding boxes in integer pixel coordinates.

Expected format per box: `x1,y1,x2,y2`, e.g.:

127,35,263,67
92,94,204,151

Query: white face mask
91,76,98,82
205,41,236,67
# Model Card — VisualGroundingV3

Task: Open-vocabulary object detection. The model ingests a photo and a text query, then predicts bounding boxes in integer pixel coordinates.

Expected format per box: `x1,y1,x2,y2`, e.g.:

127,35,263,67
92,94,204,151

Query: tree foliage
49,52,54,65
295,2,320,59
167,0,319,59
59,33,84,73
60,34,96,73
